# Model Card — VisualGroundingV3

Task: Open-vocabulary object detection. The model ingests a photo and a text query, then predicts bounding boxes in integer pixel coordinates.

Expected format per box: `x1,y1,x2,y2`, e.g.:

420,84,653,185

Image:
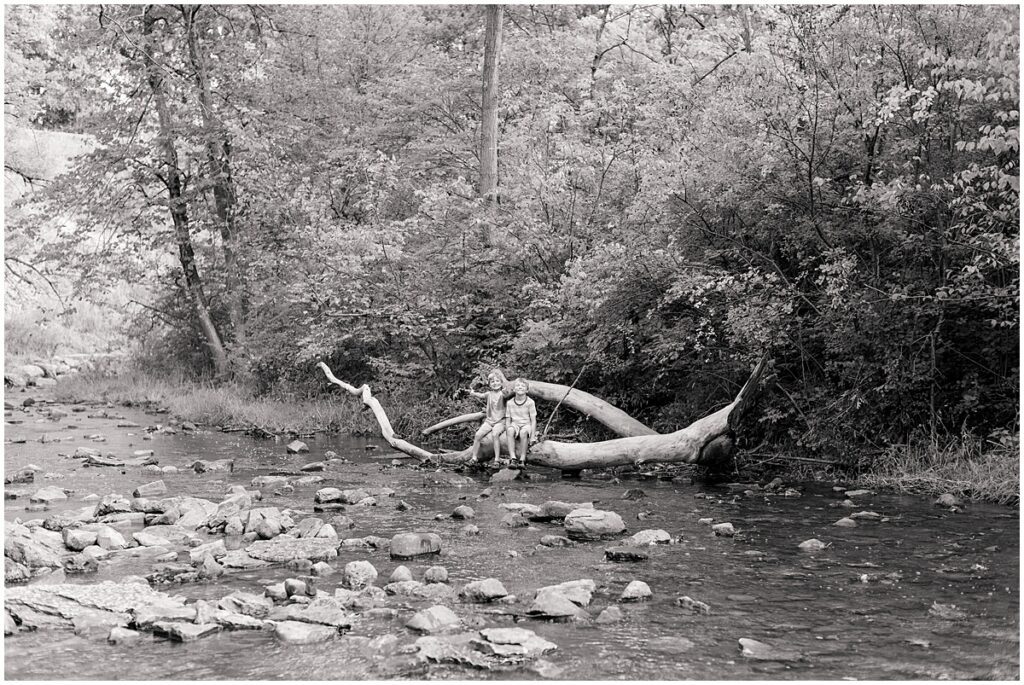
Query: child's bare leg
506,427,516,464
517,428,530,463
490,424,506,462
470,423,493,463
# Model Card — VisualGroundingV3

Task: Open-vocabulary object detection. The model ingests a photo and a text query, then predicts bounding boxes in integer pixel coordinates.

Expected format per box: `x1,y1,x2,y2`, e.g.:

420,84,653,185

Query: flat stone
217,592,274,618
539,501,593,520
535,580,595,607
489,468,521,483
798,538,827,552
30,486,68,504
474,627,558,658
286,440,309,454
246,537,338,563
459,578,508,602
527,592,589,620
738,637,802,662
133,481,167,498
406,605,461,633
189,539,227,564
627,529,672,546
152,621,221,641
6,582,187,631
251,475,289,489
107,626,142,644
390,532,442,559
845,489,873,497
539,535,573,548
275,620,337,644
563,509,625,540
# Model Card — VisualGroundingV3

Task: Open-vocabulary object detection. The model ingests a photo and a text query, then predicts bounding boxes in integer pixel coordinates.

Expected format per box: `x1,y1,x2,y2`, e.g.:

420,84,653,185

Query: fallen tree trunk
529,354,769,469
318,353,769,470
317,362,435,462
422,412,485,436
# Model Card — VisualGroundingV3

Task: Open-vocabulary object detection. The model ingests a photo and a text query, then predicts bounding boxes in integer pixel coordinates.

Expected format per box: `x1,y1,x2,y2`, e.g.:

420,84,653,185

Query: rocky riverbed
4,386,1020,680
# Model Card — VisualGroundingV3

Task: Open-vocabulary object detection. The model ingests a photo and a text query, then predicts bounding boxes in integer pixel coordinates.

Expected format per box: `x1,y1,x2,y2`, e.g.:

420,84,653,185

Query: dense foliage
6,5,1018,467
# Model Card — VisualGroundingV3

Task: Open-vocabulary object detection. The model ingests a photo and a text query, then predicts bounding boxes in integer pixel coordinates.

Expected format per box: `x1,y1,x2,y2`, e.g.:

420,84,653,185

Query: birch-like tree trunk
144,7,230,378
479,4,503,246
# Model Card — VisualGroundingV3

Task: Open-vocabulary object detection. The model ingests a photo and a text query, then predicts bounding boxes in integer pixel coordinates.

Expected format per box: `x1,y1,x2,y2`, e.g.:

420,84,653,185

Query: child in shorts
466,370,511,464
505,377,537,467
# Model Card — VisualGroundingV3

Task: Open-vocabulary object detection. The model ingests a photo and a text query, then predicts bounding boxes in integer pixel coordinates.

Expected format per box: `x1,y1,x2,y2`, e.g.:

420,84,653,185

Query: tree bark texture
479,4,503,245
143,7,230,378
183,6,245,349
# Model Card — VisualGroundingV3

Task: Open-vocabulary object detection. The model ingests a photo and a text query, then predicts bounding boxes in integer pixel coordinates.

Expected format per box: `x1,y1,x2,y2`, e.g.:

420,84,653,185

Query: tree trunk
183,7,245,351
144,7,230,378
318,354,769,470
479,4,503,245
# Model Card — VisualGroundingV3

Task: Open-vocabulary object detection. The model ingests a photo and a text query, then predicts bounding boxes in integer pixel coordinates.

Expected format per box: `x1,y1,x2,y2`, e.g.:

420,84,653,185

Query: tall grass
859,430,1020,505
52,369,380,435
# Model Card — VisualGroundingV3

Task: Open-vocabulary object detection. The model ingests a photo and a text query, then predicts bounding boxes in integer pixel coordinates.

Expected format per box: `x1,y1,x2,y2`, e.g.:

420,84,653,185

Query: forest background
4,4,1019,499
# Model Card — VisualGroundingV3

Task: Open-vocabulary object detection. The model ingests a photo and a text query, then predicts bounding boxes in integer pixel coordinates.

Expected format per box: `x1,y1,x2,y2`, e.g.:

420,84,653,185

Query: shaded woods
6,5,1018,483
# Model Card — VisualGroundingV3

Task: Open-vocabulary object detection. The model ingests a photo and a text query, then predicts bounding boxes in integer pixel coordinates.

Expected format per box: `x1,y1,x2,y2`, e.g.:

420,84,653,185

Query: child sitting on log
505,377,537,467
466,370,512,465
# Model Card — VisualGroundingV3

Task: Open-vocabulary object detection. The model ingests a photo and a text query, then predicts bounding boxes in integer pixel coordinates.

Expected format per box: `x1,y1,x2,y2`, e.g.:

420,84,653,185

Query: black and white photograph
3,2,1019,680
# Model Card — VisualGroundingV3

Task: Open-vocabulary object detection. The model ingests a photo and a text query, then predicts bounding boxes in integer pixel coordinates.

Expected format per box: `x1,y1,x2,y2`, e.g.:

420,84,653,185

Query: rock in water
627,529,672,546
30,486,68,504
406,606,461,634
676,596,711,615
107,626,141,644
605,546,649,562
390,532,442,559
217,592,273,619
798,538,827,552
343,560,378,589
711,522,735,537
738,637,802,662
286,440,309,454
833,517,857,528
539,535,573,548
620,580,652,602
527,592,589,621
389,565,413,583
563,509,626,540
62,528,98,552
245,538,338,563
152,621,221,642
459,578,509,603
424,566,448,584
274,620,337,644
133,481,167,498
595,607,624,624
935,493,960,507
451,505,475,520
474,627,558,659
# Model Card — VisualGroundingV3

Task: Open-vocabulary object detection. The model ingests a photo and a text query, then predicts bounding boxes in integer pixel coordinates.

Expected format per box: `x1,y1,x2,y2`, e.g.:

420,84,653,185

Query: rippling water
4,396,1019,680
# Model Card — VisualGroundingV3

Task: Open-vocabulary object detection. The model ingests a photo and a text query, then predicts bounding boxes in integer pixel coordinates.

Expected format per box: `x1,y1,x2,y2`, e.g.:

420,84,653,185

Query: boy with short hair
466,370,511,464
505,377,537,467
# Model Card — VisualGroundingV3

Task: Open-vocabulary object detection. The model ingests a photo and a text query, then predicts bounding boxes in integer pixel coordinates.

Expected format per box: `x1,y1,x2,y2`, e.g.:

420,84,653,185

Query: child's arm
466,389,488,400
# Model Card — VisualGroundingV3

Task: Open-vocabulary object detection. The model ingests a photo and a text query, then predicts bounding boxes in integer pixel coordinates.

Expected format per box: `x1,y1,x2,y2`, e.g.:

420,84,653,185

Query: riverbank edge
34,370,1020,506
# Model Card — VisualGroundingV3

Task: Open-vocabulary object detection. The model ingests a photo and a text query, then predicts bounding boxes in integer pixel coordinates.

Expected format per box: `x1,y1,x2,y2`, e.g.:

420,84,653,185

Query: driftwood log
318,354,769,470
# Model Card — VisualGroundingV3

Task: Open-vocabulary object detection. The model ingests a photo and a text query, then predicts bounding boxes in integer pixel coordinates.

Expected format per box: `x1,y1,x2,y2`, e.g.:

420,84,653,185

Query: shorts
509,424,531,437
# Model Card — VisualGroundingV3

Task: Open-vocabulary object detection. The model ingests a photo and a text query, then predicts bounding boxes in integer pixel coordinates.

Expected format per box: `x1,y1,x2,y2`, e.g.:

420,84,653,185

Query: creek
3,390,1019,680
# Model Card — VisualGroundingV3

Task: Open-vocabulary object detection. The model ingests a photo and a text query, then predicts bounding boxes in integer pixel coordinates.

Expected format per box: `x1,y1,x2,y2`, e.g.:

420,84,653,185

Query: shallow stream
3,389,1019,680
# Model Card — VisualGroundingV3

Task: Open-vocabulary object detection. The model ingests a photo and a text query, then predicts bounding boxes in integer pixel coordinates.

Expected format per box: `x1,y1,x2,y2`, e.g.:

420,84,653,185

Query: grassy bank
51,370,381,436
858,431,1020,505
